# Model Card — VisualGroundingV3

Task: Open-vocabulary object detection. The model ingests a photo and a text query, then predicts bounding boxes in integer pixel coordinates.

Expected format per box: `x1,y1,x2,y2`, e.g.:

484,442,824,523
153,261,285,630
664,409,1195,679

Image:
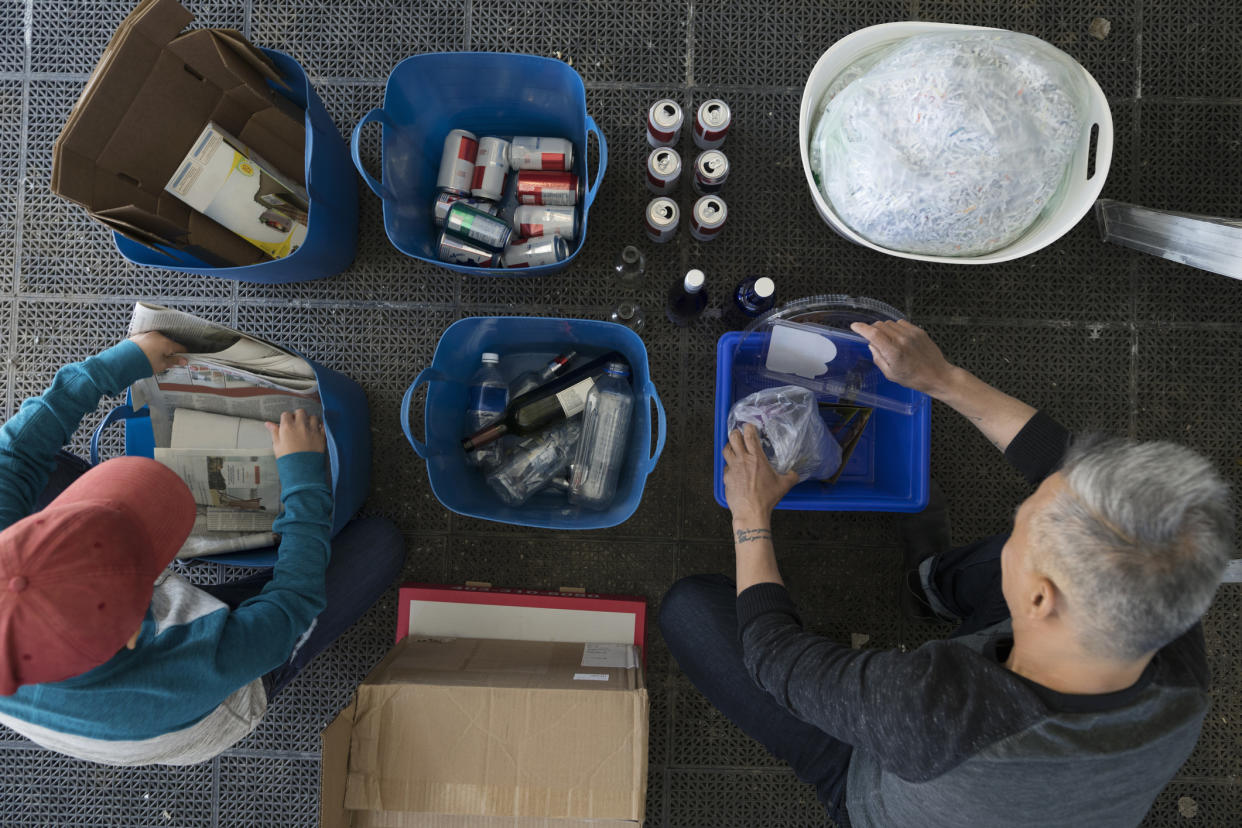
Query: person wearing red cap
0,334,405,765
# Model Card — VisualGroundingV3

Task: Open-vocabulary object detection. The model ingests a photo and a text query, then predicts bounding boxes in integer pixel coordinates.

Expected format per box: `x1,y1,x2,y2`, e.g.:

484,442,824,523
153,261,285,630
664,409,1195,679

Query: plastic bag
727,386,841,482
810,31,1089,257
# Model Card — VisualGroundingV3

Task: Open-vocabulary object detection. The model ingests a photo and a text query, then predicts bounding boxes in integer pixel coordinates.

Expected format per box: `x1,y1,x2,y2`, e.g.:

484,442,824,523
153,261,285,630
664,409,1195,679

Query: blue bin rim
400,316,667,529
349,52,608,278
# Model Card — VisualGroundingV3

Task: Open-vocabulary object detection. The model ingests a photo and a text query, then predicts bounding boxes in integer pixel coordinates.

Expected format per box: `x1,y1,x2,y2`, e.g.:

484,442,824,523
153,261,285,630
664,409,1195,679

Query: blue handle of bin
400,368,435,459
584,115,607,210
643,381,666,475
90,403,143,466
351,108,395,201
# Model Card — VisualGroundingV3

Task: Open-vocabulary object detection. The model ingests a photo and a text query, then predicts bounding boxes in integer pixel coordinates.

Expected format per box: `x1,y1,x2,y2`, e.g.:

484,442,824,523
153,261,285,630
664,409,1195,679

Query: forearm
932,365,1037,453
733,516,783,594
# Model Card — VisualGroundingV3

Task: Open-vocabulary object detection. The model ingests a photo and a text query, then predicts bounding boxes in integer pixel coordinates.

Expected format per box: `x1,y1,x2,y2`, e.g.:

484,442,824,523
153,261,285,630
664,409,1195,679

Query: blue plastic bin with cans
113,49,360,284
351,52,606,277
401,317,666,529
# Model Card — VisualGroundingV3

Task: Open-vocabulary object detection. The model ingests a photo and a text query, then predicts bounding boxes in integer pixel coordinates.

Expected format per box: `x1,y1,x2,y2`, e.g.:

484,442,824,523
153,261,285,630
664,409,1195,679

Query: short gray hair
1030,434,1233,661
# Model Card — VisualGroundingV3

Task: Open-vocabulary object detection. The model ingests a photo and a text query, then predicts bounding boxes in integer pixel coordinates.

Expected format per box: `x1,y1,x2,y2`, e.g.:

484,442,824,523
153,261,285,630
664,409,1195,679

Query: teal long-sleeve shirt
0,341,333,764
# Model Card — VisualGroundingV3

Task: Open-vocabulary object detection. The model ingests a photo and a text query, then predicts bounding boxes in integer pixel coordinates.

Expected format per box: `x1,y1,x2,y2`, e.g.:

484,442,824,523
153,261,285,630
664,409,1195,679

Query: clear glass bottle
569,362,635,510
666,268,708,326
486,419,582,506
509,351,577,399
464,353,508,469
610,302,645,332
613,245,646,287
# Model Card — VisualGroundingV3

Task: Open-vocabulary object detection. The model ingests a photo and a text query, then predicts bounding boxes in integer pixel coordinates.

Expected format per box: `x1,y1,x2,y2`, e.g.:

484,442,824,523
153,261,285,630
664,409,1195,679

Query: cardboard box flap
321,697,358,828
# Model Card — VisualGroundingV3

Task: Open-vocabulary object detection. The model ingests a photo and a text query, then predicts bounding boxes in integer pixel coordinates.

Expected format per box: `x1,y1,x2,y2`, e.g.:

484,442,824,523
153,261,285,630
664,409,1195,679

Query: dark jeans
659,532,1011,827
38,451,406,701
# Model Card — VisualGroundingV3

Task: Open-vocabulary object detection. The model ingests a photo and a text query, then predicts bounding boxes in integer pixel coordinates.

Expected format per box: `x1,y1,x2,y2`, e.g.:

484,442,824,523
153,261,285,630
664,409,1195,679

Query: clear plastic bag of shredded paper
809,31,1090,257
727,385,842,482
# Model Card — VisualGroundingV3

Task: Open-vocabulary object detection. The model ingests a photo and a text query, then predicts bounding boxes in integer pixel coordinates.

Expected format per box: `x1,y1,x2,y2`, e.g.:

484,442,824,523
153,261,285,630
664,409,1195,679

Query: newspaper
154,448,282,513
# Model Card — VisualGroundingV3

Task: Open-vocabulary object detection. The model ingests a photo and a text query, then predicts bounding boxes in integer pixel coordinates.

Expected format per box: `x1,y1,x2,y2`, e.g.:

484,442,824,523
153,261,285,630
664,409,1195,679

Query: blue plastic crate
713,331,930,512
401,317,666,529
351,52,606,277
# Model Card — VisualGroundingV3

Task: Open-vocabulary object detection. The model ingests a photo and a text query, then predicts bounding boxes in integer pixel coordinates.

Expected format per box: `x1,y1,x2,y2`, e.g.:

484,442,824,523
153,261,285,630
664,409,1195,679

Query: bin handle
350,108,395,200
90,403,143,465
643,381,666,475
584,115,608,210
400,368,436,459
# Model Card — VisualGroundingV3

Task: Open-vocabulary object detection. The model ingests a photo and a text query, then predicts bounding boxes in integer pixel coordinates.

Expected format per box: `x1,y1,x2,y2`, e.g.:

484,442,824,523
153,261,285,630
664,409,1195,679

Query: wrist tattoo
735,528,773,544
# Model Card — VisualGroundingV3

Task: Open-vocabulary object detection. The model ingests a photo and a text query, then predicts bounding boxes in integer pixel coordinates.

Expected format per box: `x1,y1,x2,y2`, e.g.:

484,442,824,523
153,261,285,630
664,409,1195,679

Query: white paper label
555,377,595,417
582,642,637,669
573,673,610,681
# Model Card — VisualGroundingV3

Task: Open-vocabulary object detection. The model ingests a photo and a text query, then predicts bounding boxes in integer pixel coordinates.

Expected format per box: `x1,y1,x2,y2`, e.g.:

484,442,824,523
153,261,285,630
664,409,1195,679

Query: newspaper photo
154,448,282,516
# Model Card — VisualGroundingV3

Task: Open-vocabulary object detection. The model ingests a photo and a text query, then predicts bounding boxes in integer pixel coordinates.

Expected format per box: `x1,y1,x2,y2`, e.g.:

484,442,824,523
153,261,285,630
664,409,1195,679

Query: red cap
0,457,196,695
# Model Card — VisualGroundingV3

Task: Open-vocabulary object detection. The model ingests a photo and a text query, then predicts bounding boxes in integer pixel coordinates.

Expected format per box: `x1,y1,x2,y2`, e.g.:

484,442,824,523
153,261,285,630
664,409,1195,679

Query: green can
444,202,513,251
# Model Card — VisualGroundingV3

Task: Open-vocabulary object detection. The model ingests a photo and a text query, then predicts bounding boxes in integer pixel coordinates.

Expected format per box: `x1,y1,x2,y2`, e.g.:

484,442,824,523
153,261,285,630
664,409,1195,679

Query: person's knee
339,516,406,575
659,574,734,639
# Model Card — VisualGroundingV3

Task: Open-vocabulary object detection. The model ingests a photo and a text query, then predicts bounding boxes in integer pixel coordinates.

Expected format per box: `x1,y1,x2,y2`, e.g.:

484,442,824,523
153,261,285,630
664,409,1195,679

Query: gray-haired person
660,320,1232,828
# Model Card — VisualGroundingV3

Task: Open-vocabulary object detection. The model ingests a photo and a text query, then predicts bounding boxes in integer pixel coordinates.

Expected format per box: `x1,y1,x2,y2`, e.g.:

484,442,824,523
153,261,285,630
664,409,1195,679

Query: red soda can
437,128,478,195
502,235,570,268
516,171,581,206
689,195,727,242
513,205,577,241
646,147,681,195
509,136,574,171
471,137,510,201
647,99,683,148
437,230,499,267
645,197,679,244
433,192,498,227
693,99,731,150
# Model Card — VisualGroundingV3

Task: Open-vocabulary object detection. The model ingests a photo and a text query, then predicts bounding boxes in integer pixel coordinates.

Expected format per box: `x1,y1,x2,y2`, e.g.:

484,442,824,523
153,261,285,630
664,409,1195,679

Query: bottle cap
481,352,500,364
605,361,631,376
684,268,705,292
754,277,775,298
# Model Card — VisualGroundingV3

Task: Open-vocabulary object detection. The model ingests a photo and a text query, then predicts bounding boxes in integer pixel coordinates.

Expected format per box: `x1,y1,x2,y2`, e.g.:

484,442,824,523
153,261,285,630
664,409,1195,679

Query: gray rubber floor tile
1140,0,1242,99
217,755,319,828
1136,100,1242,217
666,768,833,828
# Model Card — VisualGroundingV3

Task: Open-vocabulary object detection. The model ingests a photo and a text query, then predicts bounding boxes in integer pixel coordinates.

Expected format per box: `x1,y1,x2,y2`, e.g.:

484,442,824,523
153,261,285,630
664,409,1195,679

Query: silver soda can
645,197,680,244
693,99,731,150
647,99,683,148
502,235,570,268
689,195,727,242
692,149,729,195
436,128,479,195
512,205,577,241
509,136,574,171
438,230,499,267
470,137,510,201
516,171,581,206
646,147,682,195
444,201,513,250
433,192,498,227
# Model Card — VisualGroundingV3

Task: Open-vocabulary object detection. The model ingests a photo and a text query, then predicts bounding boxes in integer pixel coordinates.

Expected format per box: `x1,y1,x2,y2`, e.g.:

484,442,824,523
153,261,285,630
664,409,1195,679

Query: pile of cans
644,98,731,244
435,130,581,268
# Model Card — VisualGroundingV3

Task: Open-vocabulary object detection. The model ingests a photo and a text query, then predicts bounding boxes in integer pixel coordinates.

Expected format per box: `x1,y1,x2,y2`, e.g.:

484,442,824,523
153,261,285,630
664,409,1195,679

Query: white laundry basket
799,22,1113,265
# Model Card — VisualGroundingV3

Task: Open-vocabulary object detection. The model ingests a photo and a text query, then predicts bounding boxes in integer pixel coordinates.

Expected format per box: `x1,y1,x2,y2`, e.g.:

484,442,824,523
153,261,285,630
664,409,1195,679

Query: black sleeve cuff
1004,410,1072,485
736,582,802,637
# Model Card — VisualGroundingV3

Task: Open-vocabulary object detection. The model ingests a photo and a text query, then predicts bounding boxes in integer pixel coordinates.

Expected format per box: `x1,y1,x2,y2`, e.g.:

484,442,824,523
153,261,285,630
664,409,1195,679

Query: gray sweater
737,414,1209,827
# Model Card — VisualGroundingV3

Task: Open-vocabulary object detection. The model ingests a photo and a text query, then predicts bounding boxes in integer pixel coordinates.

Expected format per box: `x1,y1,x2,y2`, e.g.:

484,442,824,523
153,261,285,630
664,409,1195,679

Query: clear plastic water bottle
569,362,634,510
486,420,581,506
465,353,508,469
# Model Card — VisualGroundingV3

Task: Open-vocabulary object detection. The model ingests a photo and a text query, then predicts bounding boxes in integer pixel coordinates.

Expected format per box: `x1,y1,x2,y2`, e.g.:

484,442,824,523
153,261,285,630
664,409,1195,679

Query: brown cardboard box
321,637,648,828
51,0,306,267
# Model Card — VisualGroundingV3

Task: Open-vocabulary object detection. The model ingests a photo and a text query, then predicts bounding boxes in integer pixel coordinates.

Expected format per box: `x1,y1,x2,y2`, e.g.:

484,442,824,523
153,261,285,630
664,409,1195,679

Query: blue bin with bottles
350,52,606,277
113,49,359,284
401,317,665,529
713,330,930,512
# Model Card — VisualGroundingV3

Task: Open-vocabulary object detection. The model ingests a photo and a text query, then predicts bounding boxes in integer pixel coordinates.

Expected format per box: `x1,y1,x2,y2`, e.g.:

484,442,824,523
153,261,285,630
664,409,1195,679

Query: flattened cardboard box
321,637,648,828
52,0,305,267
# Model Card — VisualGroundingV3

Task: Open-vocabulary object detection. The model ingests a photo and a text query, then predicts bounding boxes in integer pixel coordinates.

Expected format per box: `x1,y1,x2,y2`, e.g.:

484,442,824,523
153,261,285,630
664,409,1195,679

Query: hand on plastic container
723,424,799,525
850,320,956,398
266,409,326,458
129,331,187,374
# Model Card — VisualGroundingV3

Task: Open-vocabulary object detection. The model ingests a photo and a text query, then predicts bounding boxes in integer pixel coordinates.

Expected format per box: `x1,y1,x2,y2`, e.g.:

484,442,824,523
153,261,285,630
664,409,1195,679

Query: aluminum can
436,128,479,195
516,171,581,206
646,147,682,195
509,136,574,171
513,205,577,242
689,195,727,242
438,230,499,267
470,137,510,201
433,192,498,227
445,201,513,250
692,149,729,195
647,99,683,148
645,197,679,244
502,235,570,268
693,99,731,150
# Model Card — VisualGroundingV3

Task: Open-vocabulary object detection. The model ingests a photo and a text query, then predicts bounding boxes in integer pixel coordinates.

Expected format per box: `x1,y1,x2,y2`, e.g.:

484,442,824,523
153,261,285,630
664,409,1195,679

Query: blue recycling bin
113,49,359,284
